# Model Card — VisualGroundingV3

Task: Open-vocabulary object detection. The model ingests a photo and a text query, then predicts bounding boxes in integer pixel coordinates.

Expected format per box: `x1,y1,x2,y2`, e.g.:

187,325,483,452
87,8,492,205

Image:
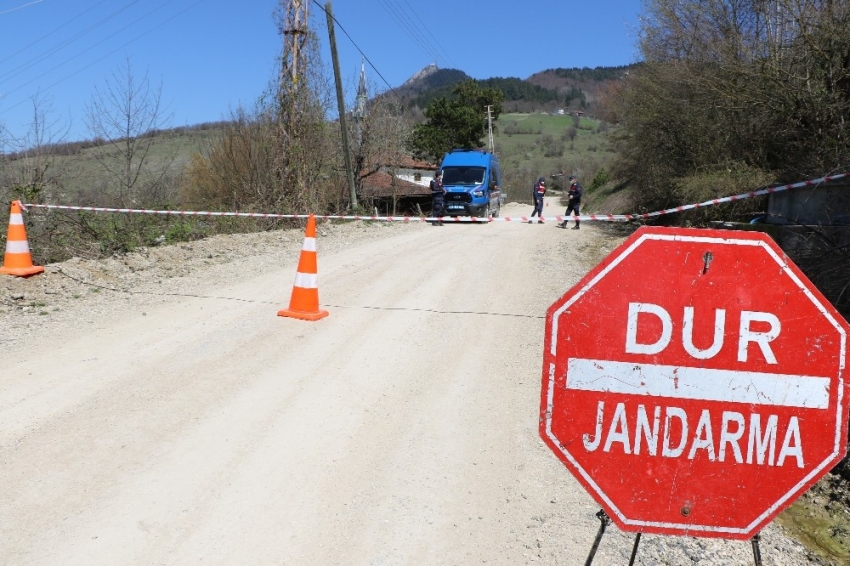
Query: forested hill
395,64,639,115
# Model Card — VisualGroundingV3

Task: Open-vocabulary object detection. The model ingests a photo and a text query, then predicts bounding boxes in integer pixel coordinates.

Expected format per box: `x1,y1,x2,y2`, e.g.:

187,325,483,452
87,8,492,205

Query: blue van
439,149,502,218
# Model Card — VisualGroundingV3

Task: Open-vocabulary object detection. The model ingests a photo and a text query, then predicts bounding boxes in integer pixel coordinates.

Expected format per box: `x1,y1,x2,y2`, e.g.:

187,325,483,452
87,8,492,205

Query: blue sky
0,0,643,145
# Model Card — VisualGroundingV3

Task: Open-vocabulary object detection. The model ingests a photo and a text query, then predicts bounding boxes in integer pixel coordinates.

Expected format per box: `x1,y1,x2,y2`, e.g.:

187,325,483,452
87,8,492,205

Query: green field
34,126,221,203
493,113,618,207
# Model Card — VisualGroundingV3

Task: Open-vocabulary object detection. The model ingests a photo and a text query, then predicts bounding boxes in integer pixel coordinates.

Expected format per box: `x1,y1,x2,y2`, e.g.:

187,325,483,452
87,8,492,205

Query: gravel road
0,200,829,564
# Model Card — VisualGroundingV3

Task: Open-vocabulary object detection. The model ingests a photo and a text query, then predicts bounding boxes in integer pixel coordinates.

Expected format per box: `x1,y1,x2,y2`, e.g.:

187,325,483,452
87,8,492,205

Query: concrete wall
395,168,433,187
767,180,850,226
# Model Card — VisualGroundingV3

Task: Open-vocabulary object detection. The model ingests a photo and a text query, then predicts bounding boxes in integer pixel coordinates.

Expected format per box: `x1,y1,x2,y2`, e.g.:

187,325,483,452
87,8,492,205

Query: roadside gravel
0,220,421,347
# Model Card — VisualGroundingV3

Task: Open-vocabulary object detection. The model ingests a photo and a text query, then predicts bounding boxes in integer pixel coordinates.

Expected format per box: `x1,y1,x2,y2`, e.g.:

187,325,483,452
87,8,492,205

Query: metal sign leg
751,532,763,566
584,509,611,566
628,532,642,566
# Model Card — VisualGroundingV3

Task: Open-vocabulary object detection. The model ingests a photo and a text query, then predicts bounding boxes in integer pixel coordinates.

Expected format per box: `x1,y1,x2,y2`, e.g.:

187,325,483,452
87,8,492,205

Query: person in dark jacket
560,175,583,229
430,170,446,226
529,176,545,223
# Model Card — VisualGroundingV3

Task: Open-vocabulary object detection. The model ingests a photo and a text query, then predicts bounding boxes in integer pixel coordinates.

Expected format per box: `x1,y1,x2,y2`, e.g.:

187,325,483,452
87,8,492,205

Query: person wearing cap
529,176,546,223
560,175,583,229
430,169,446,226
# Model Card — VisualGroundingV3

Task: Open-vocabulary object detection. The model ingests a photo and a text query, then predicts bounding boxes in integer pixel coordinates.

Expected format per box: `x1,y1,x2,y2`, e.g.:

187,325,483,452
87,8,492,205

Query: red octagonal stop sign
540,226,849,539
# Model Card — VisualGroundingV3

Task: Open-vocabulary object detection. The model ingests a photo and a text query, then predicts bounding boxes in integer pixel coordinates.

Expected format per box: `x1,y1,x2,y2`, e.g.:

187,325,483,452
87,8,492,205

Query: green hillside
4,124,221,205
494,112,618,209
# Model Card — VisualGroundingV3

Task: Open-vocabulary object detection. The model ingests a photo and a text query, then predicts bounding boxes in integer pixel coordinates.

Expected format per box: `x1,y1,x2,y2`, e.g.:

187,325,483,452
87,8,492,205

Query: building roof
396,155,437,169
364,154,436,171
360,170,430,198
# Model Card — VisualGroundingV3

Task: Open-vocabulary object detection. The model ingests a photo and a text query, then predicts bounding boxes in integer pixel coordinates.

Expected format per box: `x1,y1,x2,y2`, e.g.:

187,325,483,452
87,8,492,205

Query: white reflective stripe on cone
302,237,316,252
9,213,23,225
294,272,318,289
6,240,30,253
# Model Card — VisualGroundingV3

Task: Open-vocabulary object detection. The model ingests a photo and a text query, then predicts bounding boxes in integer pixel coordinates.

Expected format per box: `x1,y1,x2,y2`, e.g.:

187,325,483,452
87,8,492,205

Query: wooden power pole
325,1,358,209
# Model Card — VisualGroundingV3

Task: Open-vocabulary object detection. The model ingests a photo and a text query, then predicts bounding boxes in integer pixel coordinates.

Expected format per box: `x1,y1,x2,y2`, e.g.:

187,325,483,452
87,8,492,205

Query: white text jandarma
582,401,804,468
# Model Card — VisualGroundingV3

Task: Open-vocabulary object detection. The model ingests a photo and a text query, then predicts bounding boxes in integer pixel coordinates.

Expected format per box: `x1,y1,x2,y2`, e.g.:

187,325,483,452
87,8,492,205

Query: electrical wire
310,0,404,103
396,0,455,68
0,0,112,68
1,1,414,126
55,268,544,319
0,0,42,17
378,0,443,67
0,0,145,86
0,0,206,116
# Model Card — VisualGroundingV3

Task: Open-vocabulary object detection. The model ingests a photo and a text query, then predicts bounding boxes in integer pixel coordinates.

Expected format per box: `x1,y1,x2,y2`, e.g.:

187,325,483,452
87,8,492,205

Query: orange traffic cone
0,201,44,277
278,214,329,321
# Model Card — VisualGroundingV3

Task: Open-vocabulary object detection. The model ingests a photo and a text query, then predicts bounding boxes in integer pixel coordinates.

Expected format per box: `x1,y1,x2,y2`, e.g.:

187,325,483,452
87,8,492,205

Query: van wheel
481,203,491,220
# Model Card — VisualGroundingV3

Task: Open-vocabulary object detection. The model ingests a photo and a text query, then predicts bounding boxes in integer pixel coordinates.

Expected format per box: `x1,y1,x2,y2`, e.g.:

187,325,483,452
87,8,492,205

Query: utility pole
324,0,357,209
276,0,310,198
279,0,309,89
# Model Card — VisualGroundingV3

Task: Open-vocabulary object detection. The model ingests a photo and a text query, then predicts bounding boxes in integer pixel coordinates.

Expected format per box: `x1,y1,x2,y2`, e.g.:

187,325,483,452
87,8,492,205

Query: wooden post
325,1,358,209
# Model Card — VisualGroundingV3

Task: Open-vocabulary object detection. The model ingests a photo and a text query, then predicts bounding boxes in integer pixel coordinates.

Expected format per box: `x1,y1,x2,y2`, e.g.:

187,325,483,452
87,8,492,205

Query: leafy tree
588,167,610,191
408,80,503,160
564,85,586,108
478,77,561,105
548,65,634,82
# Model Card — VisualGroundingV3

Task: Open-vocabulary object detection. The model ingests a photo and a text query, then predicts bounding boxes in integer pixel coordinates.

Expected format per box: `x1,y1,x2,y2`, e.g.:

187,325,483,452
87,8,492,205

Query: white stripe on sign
302,237,316,252
294,272,318,289
9,213,23,225
6,240,30,253
567,358,830,409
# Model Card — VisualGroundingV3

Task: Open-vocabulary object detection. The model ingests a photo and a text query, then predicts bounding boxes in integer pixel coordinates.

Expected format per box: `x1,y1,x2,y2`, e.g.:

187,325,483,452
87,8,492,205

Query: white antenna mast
486,105,495,153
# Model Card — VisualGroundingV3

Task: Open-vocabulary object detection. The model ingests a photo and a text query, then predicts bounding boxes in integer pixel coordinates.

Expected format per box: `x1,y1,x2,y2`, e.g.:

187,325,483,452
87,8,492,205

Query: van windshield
442,166,486,186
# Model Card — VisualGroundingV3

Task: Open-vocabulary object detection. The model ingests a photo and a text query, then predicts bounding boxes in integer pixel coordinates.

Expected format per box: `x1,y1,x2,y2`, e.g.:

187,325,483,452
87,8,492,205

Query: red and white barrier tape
17,204,484,223
574,172,849,222
21,172,846,223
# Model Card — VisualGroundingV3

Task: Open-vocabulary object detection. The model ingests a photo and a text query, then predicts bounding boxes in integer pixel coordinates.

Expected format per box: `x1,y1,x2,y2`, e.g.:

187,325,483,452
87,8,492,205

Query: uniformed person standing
560,175,583,229
529,176,546,223
430,170,446,226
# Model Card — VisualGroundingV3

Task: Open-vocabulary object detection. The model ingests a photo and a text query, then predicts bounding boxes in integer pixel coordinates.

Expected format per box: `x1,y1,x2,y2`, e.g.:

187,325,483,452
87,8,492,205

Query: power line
394,0,449,66
0,0,185,98
396,0,455,67
0,0,206,117
0,0,145,85
310,0,403,103
378,0,443,67
0,0,43,17
0,0,112,67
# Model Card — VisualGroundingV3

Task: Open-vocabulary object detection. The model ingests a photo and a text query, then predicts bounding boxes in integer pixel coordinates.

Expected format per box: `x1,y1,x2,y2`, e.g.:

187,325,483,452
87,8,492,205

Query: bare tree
0,95,97,264
0,93,69,204
349,93,413,200
183,32,336,216
85,57,175,207
181,105,280,212
183,8,342,218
